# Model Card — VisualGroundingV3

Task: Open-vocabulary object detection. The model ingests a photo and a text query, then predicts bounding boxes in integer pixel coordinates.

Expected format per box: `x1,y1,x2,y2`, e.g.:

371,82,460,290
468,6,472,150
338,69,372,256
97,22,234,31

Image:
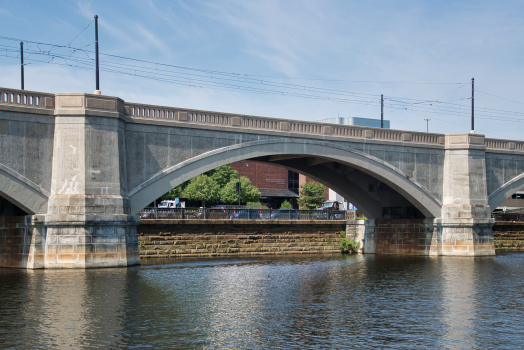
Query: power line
1,35,524,124
475,90,524,106
67,19,94,47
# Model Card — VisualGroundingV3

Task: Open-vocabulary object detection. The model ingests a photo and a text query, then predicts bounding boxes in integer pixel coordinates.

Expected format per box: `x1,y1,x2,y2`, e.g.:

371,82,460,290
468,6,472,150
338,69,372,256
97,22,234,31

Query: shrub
339,232,361,253
280,200,292,209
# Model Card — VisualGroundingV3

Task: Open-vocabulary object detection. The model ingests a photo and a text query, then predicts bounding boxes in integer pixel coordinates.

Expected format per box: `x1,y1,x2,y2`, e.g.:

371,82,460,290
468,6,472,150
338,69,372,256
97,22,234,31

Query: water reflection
441,257,479,348
1,253,524,349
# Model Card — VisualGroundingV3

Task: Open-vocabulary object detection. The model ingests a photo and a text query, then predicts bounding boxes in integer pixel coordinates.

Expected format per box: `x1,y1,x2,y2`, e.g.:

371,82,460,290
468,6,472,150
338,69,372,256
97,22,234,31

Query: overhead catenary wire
1,35,524,124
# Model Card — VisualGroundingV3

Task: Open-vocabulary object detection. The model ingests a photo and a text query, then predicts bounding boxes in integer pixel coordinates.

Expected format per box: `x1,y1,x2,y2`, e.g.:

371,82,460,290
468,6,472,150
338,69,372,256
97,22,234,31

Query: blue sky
1,0,524,139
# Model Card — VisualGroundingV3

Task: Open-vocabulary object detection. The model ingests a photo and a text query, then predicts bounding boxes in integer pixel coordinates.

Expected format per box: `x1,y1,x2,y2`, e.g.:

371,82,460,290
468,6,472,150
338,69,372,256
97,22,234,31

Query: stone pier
4,86,524,268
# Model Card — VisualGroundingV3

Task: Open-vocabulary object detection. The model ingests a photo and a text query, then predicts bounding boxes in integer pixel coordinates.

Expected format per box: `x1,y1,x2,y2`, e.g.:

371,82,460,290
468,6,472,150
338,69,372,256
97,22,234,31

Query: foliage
159,165,236,202
207,165,238,188
182,175,220,203
339,232,361,253
220,176,261,204
297,182,326,209
356,214,368,220
280,200,292,209
246,201,268,208
160,182,188,200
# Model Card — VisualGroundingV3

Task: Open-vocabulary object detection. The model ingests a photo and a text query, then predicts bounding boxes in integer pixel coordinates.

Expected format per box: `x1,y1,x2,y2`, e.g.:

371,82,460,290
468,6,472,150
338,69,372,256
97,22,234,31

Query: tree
297,182,325,209
220,176,261,204
182,175,220,206
209,165,238,188
160,182,188,200
280,200,292,209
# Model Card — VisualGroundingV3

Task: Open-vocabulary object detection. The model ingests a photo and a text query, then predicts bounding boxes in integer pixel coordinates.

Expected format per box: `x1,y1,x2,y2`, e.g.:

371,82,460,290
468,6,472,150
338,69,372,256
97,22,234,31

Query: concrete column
346,219,375,253
439,133,494,255
43,93,139,268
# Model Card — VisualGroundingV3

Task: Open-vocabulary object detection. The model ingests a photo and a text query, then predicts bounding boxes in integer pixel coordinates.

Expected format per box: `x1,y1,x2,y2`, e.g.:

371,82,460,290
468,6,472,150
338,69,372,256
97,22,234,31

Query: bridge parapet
485,138,524,153
124,99,446,147
0,87,55,114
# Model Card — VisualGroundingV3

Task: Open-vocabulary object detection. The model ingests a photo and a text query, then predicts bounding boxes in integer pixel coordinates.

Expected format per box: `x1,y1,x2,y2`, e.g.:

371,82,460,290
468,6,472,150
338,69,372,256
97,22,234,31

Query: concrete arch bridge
1,87,523,268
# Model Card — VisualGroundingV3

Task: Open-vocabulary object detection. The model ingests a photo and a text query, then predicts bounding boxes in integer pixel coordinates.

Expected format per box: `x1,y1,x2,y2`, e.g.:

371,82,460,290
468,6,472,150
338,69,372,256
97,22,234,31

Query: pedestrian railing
139,208,352,221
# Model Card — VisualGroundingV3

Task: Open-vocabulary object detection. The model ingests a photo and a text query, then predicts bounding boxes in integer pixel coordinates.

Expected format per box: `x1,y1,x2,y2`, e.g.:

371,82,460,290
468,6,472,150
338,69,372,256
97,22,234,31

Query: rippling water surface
1,252,524,349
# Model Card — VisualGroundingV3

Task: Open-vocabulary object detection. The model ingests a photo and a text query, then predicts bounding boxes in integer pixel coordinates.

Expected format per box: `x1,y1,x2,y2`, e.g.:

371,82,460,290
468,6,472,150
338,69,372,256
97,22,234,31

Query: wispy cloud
76,0,170,56
202,0,328,76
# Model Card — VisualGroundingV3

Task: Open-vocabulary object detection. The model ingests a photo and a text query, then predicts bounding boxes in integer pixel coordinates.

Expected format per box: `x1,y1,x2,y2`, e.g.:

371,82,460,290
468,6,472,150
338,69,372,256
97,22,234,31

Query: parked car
229,209,262,219
268,209,300,220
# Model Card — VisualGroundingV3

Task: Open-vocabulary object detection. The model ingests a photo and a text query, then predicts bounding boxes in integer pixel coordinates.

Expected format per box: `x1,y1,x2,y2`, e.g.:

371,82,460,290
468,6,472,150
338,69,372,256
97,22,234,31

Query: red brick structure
230,161,298,208
230,161,288,189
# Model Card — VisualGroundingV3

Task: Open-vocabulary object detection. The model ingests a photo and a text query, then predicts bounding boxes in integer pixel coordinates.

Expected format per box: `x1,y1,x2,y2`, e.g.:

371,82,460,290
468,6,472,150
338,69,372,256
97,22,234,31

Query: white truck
158,198,184,208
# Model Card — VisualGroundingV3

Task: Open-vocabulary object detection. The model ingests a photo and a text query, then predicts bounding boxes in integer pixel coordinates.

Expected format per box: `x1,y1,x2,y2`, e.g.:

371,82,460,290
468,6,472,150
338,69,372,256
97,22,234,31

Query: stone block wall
493,222,524,250
373,219,434,255
0,216,45,268
138,220,346,258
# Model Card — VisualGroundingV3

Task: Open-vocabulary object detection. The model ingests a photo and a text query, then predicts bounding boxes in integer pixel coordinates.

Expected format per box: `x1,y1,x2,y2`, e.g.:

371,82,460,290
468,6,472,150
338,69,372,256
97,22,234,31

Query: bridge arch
0,165,49,214
488,173,524,212
128,140,442,218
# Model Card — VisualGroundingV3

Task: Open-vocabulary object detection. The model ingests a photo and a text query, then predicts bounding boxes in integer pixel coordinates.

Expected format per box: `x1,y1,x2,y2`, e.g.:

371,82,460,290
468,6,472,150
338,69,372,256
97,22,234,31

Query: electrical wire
1,35,524,125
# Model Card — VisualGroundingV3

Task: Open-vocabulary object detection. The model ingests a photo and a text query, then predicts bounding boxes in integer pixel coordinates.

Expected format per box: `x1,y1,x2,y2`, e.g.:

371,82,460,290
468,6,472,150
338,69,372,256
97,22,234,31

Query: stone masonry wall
138,220,346,258
373,219,434,255
493,222,524,250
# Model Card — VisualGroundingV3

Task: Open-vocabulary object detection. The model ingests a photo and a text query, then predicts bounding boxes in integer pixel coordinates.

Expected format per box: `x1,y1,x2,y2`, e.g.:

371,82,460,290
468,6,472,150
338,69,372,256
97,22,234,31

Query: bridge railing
485,138,524,152
124,100,448,146
0,87,55,110
139,208,351,220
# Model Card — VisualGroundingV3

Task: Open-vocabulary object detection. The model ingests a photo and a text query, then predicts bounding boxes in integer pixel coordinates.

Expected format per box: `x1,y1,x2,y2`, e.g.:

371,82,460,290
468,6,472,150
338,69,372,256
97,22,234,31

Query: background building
316,116,391,129
230,161,298,208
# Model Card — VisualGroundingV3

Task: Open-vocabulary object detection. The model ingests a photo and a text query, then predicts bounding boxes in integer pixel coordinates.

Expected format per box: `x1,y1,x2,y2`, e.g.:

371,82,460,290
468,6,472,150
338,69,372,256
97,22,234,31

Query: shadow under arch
0,165,49,214
488,173,524,212
128,139,442,217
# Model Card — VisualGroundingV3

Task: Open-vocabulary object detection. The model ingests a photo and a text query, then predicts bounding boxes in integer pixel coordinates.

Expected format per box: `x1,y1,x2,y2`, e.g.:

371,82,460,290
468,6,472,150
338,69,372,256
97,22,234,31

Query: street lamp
237,161,248,206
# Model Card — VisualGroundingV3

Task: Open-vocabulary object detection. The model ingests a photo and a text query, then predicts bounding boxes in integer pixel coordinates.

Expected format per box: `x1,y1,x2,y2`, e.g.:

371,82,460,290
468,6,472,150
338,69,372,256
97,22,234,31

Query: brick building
230,161,345,209
230,161,299,208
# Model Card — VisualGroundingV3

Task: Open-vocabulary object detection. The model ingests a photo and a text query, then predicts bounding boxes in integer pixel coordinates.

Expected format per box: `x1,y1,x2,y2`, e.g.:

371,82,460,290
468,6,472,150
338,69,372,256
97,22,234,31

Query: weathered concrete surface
3,87,524,267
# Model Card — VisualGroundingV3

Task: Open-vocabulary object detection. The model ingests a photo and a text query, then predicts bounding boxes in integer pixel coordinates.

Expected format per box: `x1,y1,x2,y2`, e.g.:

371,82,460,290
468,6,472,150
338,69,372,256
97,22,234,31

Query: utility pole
20,42,24,90
424,119,431,133
94,15,100,94
380,94,384,128
471,77,474,133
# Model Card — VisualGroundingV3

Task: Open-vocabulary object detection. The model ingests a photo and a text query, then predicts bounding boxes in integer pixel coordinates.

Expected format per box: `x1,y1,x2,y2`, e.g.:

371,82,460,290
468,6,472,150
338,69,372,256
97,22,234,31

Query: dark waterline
1,252,524,349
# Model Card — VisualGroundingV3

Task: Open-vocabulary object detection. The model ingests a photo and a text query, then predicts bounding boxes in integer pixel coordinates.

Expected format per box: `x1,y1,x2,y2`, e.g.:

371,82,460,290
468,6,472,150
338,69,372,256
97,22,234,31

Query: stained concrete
2,88,524,267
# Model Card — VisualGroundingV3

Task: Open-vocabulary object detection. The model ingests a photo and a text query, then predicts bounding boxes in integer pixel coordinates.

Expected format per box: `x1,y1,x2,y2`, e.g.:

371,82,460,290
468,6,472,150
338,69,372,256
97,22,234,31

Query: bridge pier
41,93,140,268
439,134,495,255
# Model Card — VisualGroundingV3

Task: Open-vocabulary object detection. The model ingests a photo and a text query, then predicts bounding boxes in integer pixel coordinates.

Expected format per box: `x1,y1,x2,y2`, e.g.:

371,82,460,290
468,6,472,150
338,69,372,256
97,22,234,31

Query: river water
1,252,524,349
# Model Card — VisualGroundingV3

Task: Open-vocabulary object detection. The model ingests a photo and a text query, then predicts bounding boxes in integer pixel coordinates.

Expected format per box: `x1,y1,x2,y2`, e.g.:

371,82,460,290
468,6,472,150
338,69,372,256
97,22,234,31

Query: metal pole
424,119,431,133
380,94,384,128
20,42,24,90
471,77,474,132
238,161,241,206
95,15,100,92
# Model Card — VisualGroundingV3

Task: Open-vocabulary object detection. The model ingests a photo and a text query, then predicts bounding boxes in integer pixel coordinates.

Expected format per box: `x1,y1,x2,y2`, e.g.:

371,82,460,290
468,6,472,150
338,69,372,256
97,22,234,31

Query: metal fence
139,208,354,221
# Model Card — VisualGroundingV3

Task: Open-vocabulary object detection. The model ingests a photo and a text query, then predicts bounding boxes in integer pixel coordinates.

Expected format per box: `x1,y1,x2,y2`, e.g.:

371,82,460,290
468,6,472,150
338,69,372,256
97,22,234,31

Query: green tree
280,200,292,209
160,182,188,200
182,175,220,206
220,176,261,204
297,182,325,209
208,165,238,188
